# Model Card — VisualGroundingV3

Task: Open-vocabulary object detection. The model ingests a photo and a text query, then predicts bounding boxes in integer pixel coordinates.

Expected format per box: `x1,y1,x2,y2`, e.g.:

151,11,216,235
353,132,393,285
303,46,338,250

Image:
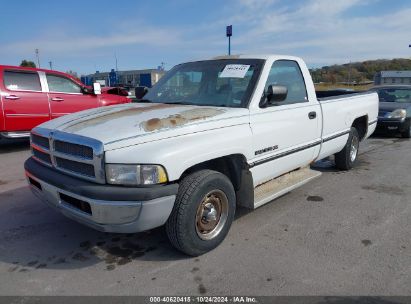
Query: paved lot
0,136,410,296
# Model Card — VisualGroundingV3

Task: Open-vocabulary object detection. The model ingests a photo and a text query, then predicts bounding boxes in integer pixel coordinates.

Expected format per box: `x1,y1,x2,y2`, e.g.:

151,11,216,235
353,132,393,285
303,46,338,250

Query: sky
1,0,411,75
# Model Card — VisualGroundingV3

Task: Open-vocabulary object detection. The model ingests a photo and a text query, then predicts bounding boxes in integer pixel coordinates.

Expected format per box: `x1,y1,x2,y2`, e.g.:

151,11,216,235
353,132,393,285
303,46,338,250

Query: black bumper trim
25,157,179,201
376,118,409,132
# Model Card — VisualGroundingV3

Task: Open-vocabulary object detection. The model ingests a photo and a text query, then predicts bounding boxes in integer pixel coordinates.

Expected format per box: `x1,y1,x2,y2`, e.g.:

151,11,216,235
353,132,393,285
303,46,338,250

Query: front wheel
166,170,236,256
335,127,360,170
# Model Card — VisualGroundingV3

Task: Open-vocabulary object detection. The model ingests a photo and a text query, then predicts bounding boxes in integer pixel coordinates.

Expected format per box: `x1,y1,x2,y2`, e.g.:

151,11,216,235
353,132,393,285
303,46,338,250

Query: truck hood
39,103,250,149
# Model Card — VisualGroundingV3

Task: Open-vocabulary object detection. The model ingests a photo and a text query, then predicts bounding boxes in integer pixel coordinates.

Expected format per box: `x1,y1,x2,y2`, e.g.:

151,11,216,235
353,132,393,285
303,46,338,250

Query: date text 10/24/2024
149,296,258,303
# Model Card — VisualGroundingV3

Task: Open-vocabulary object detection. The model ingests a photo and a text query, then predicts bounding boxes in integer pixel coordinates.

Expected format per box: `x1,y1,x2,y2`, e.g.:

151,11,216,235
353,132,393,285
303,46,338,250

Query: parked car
369,85,411,138
101,86,130,97
24,55,378,255
0,65,130,140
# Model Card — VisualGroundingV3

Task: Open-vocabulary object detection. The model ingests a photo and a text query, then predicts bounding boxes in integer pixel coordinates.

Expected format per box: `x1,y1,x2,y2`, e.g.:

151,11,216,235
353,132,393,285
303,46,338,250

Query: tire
335,127,360,171
400,121,411,138
166,170,236,256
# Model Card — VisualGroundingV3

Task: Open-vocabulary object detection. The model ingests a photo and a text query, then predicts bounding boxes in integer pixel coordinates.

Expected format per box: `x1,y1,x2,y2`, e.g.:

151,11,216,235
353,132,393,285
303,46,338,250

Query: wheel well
352,116,368,141
180,154,249,191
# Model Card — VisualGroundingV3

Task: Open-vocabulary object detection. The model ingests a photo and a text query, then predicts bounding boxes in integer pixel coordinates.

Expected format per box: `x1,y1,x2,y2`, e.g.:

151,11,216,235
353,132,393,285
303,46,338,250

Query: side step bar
253,167,322,209
0,131,31,139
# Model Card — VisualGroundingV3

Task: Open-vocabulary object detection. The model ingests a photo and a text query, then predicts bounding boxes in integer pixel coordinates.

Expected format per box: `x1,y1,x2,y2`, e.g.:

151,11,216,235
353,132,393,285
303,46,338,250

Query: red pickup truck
0,65,130,140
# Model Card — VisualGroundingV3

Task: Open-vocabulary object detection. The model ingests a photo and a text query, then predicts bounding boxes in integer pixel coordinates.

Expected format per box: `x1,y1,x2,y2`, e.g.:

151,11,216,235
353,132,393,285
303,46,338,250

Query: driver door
249,60,321,186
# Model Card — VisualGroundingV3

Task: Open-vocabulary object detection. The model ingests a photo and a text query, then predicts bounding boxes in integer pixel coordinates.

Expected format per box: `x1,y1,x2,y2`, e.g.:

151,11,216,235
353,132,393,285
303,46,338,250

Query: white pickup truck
25,55,378,256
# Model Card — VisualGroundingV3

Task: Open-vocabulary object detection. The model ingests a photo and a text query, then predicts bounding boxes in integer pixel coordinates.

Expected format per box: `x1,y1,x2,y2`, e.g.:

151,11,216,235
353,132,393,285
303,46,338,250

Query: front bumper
376,118,409,133
24,158,178,233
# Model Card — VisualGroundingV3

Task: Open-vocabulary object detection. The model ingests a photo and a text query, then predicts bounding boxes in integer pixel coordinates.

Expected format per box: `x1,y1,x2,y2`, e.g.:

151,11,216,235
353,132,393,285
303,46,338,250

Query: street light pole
226,25,232,55
35,49,40,68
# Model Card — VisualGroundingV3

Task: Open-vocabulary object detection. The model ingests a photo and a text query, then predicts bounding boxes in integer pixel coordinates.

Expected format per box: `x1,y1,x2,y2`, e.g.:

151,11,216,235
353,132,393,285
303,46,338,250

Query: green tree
20,60,36,68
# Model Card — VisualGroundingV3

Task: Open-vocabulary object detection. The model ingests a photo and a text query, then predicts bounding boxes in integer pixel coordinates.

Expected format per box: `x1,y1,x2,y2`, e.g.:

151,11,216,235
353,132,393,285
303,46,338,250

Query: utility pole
226,25,232,55
49,61,53,70
114,53,118,87
35,49,40,68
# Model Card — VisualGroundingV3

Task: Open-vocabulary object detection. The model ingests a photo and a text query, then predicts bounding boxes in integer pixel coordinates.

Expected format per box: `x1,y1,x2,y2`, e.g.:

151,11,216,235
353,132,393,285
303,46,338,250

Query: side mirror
135,86,149,99
266,85,288,103
93,82,102,95
82,87,93,94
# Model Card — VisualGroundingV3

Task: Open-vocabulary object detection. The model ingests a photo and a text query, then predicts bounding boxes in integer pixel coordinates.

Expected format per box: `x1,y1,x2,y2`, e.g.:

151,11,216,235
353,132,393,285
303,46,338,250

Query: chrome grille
32,149,52,164
31,134,50,149
55,157,95,177
30,128,105,183
54,140,93,159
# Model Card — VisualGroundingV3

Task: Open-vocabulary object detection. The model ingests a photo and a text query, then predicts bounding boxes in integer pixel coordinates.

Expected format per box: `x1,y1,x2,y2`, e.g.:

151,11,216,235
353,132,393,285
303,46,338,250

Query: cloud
237,0,278,9
302,0,364,15
225,0,411,66
1,0,410,71
0,27,181,55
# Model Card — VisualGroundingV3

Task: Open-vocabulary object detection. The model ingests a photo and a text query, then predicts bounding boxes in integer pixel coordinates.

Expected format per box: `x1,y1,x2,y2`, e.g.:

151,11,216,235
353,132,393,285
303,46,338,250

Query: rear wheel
335,127,360,170
166,170,236,256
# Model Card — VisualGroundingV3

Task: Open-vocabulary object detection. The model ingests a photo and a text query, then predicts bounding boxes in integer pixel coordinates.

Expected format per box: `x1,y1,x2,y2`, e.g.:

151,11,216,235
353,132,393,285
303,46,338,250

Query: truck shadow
311,157,338,173
0,186,192,274
0,139,30,154
311,153,372,174
371,130,407,140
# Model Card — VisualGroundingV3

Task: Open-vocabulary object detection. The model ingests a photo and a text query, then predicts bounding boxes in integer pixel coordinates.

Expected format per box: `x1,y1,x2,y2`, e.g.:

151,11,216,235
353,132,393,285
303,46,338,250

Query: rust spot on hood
140,108,225,132
63,103,175,133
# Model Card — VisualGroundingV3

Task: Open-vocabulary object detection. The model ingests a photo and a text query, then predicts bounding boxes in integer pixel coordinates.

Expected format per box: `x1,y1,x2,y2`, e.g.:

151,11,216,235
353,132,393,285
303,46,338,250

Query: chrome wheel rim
195,190,228,240
350,135,359,162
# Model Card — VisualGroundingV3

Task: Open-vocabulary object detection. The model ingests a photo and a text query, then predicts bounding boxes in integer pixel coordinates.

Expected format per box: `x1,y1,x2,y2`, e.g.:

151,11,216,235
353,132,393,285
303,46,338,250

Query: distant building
374,71,411,85
81,68,166,88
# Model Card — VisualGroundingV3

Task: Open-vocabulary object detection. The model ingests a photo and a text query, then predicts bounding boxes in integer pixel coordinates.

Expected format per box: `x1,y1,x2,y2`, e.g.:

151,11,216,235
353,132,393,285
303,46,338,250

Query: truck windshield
144,59,264,108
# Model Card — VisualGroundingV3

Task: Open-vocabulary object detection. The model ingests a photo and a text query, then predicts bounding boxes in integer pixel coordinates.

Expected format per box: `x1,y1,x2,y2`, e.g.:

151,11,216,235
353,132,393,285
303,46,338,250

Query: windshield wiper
208,104,228,107
161,101,192,105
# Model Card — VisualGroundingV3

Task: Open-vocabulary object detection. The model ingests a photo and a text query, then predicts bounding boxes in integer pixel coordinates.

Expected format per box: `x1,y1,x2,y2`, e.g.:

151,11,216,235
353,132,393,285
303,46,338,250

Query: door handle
308,111,317,119
50,97,64,102
4,95,20,100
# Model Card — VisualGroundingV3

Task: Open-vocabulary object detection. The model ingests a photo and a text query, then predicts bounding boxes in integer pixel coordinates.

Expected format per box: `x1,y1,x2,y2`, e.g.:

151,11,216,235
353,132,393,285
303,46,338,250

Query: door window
46,74,82,93
4,71,42,91
264,60,308,105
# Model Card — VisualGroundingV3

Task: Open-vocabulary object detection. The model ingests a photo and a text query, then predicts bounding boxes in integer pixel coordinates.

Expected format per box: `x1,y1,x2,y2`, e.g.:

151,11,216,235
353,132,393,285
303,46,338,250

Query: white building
374,71,411,85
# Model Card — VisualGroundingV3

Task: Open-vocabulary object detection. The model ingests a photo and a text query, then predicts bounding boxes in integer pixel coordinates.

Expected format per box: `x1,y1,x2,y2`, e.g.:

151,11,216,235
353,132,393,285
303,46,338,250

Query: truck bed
315,90,378,160
316,90,367,100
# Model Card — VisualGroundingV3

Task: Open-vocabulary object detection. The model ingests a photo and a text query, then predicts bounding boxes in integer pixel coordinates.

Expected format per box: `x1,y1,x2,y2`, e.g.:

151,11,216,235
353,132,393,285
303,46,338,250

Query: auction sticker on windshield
219,64,250,78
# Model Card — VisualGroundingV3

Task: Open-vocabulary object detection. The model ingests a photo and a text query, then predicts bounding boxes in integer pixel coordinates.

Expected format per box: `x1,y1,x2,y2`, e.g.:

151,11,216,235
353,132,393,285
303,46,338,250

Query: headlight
387,109,406,119
106,164,168,185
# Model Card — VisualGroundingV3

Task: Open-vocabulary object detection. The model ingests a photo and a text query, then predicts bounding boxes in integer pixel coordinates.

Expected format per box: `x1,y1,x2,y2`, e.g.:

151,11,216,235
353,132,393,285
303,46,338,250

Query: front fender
104,124,253,181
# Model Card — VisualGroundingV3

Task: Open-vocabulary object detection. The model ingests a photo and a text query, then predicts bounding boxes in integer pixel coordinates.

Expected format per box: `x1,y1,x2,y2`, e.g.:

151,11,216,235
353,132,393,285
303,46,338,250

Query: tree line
19,59,78,78
310,58,411,84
